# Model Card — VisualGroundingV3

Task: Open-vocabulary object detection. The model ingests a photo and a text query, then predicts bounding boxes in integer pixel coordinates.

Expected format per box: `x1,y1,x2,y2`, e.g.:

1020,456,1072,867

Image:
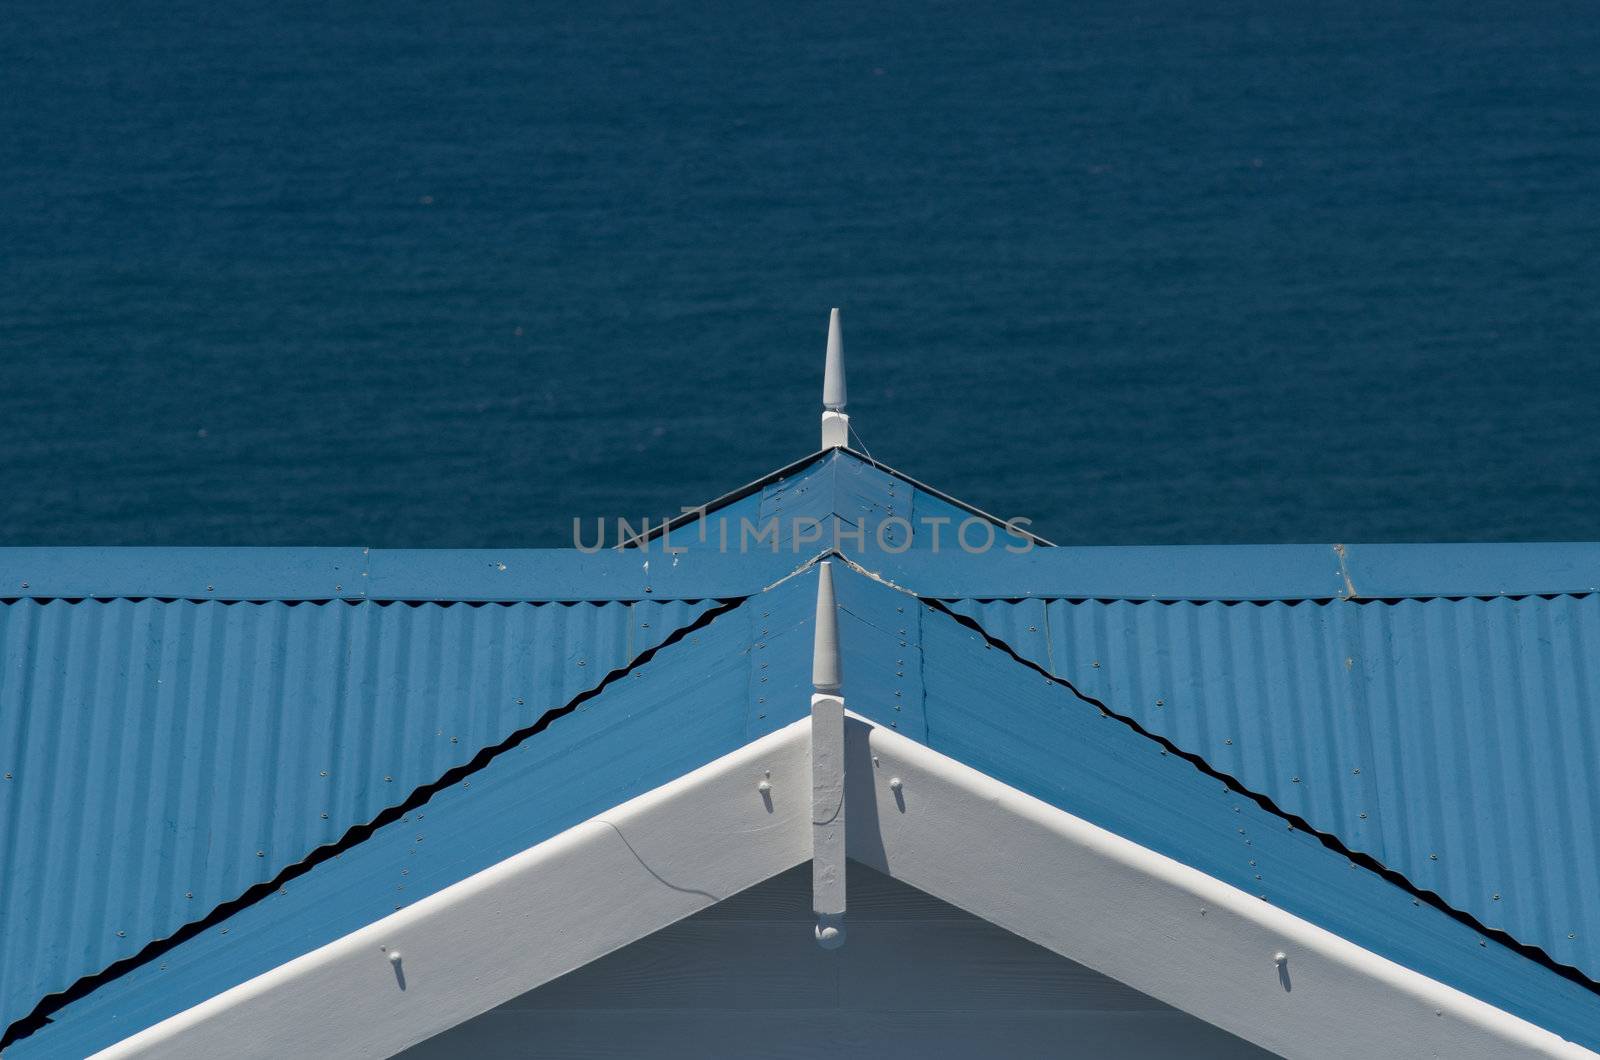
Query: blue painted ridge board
6,593,784,1059
866,542,1600,602
1340,542,1600,600
0,549,798,603
882,599,1600,1049
948,594,1600,982
0,596,719,1034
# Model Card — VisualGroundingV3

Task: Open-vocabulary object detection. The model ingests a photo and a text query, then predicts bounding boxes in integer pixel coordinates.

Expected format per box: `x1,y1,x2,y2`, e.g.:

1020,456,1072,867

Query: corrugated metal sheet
907,598,1600,1051
10,591,771,1059
947,594,1600,981
0,595,717,1031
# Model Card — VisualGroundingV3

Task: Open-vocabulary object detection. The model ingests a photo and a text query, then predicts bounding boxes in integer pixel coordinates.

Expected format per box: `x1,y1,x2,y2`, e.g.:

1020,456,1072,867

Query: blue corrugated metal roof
903,584,1600,1049
10,590,777,1058
0,593,719,1034
15,565,1600,1057
5,448,1600,1053
947,593,1600,981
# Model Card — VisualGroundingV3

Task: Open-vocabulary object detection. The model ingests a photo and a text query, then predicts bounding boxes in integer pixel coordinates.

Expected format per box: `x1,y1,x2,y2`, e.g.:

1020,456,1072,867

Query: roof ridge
621,448,1053,552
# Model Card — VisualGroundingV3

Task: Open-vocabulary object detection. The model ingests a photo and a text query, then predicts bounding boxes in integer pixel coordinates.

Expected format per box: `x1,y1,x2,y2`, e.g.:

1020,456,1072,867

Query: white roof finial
812,560,841,693
810,558,846,950
821,308,850,449
823,308,846,410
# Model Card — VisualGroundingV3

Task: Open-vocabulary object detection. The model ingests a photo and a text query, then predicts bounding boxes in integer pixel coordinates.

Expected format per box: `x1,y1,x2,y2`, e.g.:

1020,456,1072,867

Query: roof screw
1291,776,1301,783
20,581,27,588
320,813,328,819
1092,660,1101,668
117,930,125,937
385,775,393,782
320,770,328,776
388,950,403,964
758,780,771,794
186,892,193,898
207,584,214,592
256,850,264,857
1273,952,1287,966
1493,893,1501,900
1359,812,1368,819
1224,739,1233,745
1430,853,1438,860
515,697,524,705
1352,768,1361,775
888,777,903,792
1155,699,1164,706
2,772,10,780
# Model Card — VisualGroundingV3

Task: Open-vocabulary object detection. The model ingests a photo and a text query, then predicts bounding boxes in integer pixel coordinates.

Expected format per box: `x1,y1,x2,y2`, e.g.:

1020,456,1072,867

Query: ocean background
2,1,1597,547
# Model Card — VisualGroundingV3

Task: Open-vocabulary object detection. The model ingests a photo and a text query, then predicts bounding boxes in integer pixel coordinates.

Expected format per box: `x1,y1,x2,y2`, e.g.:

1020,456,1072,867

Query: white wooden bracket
811,560,846,948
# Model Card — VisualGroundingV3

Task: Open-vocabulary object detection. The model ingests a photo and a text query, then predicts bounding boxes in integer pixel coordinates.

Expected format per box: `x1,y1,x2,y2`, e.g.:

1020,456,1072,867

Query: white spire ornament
811,560,846,949
821,308,850,449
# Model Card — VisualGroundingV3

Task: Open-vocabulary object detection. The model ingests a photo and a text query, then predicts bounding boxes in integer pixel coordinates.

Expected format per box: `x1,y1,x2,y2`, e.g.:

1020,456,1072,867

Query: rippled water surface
3,1,1597,546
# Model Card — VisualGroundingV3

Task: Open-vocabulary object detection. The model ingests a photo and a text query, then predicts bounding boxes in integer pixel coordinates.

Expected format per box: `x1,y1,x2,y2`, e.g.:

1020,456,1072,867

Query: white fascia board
96,718,814,1060
843,716,1594,1060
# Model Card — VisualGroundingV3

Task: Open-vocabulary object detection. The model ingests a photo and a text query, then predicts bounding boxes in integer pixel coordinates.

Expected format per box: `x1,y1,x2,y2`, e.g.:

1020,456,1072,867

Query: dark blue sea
3,1,1597,547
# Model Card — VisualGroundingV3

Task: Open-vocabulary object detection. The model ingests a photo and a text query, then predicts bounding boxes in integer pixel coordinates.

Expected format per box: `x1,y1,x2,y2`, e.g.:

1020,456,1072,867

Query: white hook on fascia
821,308,850,450
812,560,846,949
